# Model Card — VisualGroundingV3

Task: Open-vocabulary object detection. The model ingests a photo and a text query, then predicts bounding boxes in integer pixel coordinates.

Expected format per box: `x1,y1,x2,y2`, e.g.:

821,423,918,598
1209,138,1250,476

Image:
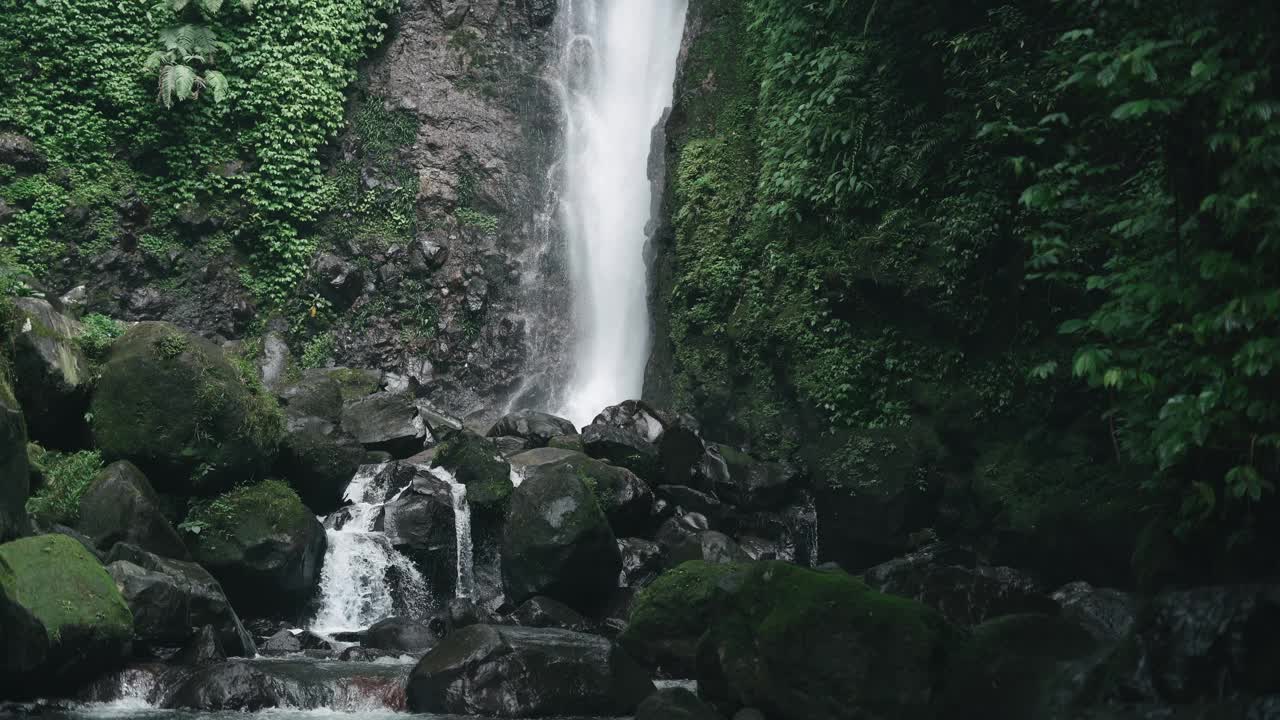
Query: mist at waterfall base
553,0,688,428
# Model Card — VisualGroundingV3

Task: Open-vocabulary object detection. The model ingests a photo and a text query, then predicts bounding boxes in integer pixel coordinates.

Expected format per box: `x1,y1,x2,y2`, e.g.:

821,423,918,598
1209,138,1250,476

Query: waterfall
430,466,474,600
553,0,689,426
310,465,432,635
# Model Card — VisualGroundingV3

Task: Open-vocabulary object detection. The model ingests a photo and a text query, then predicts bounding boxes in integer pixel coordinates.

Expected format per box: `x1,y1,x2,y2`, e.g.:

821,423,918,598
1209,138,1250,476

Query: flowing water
552,0,688,426
310,464,434,635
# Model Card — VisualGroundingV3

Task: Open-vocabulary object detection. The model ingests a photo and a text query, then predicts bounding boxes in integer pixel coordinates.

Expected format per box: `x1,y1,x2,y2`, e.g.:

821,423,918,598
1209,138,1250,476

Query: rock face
501,465,622,615
276,415,367,515
406,624,654,717
432,430,512,512
186,481,326,617
364,616,438,653
380,469,457,596
581,423,661,482
0,370,31,543
106,543,256,657
0,534,133,699
9,298,91,447
697,562,953,720
76,461,189,560
90,322,283,495
488,409,577,448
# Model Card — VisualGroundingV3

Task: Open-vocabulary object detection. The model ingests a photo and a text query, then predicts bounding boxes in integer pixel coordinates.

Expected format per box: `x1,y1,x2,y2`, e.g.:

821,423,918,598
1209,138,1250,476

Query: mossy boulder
276,415,366,515
619,560,748,675
697,562,955,720
9,298,91,448
510,448,656,537
185,480,326,617
0,369,31,543
432,430,512,512
500,466,621,615
90,322,284,496
0,534,133,698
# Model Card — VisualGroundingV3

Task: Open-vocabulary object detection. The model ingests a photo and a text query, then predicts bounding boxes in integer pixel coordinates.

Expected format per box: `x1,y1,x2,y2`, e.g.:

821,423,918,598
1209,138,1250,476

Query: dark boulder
341,391,428,457
512,595,592,632
1106,584,1280,704
339,646,399,662
311,253,364,308
77,461,188,560
618,537,664,588
657,485,725,525
697,562,953,720
406,624,654,717
163,658,408,711
107,560,192,645
261,629,303,655
655,513,709,559
174,625,227,666
862,542,1058,625
379,469,457,597
491,435,531,457
0,535,133,699
0,372,31,543
657,414,705,487
501,464,621,615
90,323,283,495
581,423,661,482
706,444,794,510
487,409,577,448
511,448,655,536
619,560,748,676
637,687,725,720
105,543,256,657
276,369,345,420
276,415,366,515
668,531,750,566
1052,581,1137,643
548,434,584,452
365,616,438,653
186,480,326,617
591,400,667,443
9,298,91,447
0,133,43,169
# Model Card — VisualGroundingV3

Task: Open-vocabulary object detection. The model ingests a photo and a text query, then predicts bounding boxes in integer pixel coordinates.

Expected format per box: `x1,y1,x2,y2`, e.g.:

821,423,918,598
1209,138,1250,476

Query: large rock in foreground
0,534,133,699
619,560,746,676
186,480,326,617
90,323,283,495
407,624,653,717
501,466,621,615
697,562,953,720
76,461,189,560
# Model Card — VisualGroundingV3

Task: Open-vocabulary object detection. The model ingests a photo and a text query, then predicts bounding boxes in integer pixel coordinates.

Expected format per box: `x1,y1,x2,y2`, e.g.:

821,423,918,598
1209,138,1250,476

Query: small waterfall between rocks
431,465,475,601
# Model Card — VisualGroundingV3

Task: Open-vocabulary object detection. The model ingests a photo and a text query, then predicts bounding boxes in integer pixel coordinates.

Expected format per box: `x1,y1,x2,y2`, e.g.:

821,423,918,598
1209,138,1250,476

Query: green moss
24,446,104,526
327,367,381,402
432,432,512,510
620,560,748,670
185,479,312,552
0,534,132,643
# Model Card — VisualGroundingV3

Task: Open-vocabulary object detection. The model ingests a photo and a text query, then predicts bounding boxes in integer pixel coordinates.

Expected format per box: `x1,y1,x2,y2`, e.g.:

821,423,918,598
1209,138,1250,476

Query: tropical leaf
201,0,223,14
204,70,229,103
172,64,197,101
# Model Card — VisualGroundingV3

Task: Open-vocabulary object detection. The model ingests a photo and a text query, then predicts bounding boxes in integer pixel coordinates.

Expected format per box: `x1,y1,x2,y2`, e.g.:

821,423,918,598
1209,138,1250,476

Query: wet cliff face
325,0,566,418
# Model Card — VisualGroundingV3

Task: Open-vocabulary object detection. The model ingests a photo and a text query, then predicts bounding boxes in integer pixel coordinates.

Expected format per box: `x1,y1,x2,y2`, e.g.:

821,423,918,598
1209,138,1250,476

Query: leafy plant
144,24,230,109
25,447,105,525
77,314,126,361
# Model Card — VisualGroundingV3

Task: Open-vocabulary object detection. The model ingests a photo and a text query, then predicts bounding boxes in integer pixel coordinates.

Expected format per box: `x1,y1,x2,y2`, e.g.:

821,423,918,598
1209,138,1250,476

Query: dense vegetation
0,0,396,304
657,0,1279,566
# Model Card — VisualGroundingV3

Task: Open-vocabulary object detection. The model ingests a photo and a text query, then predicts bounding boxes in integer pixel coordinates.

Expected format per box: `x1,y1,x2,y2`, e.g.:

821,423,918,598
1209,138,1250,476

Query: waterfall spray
553,0,688,426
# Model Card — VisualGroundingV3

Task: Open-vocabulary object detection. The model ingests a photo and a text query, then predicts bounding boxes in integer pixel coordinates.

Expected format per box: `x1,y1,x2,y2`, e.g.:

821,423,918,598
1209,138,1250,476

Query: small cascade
430,466,475,600
310,465,432,635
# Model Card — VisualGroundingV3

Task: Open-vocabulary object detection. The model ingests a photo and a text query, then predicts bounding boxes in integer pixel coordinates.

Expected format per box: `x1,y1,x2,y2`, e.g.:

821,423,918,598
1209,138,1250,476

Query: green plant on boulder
76,314,126,362
89,322,283,495
25,445,104,526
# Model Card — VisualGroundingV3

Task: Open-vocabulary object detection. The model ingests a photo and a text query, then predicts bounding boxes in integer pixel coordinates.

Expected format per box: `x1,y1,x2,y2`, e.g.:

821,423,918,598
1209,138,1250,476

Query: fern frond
159,26,181,51
144,50,171,73
172,0,191,11
201,0,223,14
239,0,254,12
204,70,229,103
173,64,197,101
157,65,177,108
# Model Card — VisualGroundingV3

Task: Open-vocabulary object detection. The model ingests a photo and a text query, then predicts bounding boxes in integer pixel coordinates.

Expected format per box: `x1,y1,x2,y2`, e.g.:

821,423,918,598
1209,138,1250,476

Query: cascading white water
554,0,688,426
310,465,431,635
429,466,474,600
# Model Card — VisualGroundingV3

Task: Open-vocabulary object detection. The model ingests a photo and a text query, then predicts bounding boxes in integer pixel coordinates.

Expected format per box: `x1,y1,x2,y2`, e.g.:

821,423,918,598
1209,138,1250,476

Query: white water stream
553,0,689,426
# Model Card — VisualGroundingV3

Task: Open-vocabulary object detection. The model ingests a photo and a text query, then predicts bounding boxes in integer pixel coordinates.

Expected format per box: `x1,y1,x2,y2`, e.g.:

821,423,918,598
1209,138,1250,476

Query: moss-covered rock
620,560,747,676
276,416,366,515
76,460,188,560
0,368,31,542
431,430,512,512
185,480,325,617
500,466,621,616
0,534,133,698
89,322,284,496
510,448,656,537
696,562,954,720
9,298,91,448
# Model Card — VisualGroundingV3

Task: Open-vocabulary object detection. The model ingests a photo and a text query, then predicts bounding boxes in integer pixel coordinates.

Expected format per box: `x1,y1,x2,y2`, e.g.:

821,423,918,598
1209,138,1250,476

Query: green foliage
455,207,499,234
300,332,335,369
0,0,397,306
156,331,191,360
183,478,303,540
25,446,105,525
77,314,126,362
